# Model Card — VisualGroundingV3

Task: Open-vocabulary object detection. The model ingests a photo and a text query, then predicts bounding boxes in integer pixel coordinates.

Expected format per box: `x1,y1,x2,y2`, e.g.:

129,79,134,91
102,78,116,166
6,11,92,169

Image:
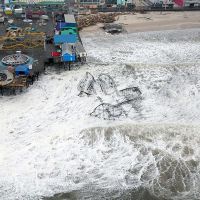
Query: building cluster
0,0,200,14
52,14,86,65
0,12,86,94
77,0,200,9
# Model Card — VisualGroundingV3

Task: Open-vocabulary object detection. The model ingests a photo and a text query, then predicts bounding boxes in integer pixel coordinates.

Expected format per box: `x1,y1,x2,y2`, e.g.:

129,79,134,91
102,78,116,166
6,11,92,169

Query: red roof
51,52,61,57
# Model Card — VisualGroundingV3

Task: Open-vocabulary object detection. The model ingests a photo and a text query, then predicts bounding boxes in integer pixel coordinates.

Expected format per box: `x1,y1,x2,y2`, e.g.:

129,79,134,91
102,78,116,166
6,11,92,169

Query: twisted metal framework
98,73,118,95
78,72,143,120
77,72,96,96
90,103,127,120
118,86,142,101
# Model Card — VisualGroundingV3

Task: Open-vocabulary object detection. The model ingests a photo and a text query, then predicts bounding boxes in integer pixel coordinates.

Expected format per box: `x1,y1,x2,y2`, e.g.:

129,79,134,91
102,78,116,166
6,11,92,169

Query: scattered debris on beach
103,23,124,34
77,13,118,29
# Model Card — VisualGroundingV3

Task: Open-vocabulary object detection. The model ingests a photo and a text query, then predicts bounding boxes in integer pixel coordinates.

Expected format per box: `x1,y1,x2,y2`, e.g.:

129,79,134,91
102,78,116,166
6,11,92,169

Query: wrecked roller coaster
78,72,142,120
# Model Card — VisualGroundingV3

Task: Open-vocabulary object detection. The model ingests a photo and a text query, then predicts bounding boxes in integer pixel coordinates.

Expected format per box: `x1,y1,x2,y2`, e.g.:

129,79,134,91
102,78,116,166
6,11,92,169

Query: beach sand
81,11,200,34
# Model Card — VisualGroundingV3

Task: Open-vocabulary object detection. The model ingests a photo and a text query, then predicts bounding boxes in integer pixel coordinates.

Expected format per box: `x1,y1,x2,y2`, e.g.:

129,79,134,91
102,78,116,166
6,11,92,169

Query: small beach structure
61,43,75,62
51,14,87,68
15,64,30,76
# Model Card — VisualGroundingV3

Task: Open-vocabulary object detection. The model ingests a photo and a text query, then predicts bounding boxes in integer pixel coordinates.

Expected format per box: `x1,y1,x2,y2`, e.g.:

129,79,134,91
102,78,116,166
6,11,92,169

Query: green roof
61,30,77,35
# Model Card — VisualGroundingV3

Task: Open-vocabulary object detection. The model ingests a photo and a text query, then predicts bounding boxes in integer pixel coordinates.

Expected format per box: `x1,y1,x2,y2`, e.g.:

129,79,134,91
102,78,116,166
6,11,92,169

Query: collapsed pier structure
0,12,87,94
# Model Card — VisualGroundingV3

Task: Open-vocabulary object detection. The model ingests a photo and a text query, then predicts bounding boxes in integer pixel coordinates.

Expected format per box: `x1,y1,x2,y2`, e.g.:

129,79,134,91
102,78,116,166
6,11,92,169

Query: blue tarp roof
15,64,30,75
54,34,77,45
62,54,75,62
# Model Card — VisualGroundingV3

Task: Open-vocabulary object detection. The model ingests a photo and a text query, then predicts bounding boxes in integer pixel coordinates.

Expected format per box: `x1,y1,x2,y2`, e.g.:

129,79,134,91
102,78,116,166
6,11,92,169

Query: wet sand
81,11,200,34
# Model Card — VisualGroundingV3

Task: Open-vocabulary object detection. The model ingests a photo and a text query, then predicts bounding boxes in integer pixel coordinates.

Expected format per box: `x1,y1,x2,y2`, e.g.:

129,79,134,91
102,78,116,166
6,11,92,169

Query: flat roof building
64,14,76,24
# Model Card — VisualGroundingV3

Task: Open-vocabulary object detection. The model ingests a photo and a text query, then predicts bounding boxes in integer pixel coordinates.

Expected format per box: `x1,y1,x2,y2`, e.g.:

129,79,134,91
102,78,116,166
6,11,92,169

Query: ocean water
0,29,200,200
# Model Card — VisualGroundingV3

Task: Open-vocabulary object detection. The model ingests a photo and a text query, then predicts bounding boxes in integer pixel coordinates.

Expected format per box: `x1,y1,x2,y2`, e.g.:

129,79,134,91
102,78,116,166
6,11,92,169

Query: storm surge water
0,29,200,200
45,124,200,200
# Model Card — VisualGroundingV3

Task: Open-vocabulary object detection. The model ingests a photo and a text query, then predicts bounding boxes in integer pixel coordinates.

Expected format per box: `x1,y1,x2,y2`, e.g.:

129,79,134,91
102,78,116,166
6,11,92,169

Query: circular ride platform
1,54,30,66
0,70,14,86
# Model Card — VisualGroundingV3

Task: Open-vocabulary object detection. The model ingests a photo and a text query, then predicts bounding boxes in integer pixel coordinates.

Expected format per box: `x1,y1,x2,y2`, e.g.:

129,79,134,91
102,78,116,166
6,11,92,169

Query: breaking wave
43,124,200,200
1,124,200,200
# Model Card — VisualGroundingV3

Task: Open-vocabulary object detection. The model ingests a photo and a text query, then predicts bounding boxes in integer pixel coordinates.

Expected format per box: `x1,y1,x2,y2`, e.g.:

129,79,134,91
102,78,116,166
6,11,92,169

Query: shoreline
81,11,200,34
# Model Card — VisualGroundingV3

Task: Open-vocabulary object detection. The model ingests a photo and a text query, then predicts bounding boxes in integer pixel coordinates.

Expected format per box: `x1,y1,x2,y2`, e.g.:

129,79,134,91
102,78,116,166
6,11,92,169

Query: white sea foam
0,29,200,199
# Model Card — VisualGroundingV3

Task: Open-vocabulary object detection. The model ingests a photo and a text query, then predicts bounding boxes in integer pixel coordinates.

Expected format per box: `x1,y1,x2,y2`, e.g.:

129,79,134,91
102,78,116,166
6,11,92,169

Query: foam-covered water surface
0,29,200,199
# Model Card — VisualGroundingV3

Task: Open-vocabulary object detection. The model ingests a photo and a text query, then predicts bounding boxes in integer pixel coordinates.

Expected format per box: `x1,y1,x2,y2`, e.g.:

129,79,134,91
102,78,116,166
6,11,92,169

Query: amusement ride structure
0,27,45,50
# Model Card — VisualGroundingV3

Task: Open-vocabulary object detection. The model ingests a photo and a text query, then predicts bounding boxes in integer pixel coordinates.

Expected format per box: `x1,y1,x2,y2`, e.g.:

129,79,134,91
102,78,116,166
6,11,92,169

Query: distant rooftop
11,0,65,5
64,14,76,24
